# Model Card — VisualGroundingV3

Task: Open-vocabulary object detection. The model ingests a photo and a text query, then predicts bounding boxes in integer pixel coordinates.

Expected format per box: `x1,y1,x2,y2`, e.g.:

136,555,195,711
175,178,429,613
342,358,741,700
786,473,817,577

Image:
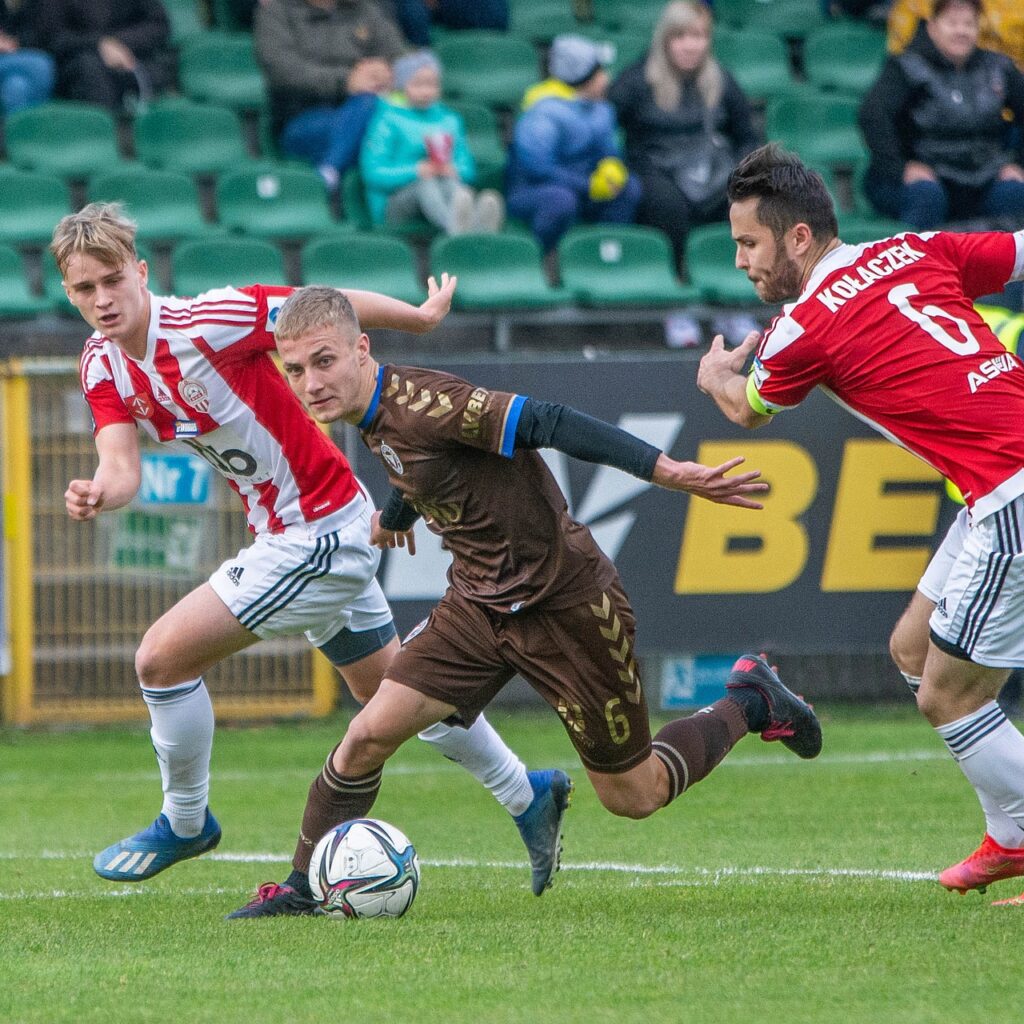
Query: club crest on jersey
128,393,153,419
379,443,403,474
178,378,210,413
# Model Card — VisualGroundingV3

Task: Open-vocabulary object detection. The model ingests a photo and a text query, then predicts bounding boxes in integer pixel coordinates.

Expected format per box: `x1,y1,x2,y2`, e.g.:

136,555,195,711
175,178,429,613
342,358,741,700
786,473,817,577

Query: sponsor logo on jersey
128,393,153,419
816,241,926,313
462,387,488,439
967,352,1018,394
266,297,285,331
178,378,211,413
380,443,403,474
175,420,199,438
226,566,245,586
153,383,174,406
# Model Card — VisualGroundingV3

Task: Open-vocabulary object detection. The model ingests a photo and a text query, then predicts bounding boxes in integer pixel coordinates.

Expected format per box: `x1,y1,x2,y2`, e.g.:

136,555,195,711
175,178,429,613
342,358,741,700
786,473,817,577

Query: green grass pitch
1,706,1020,1024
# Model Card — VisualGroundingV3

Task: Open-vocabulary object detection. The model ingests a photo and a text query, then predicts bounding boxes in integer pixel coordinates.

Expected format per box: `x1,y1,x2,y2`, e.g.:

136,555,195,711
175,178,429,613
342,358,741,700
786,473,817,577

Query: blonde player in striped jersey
53,203,567,913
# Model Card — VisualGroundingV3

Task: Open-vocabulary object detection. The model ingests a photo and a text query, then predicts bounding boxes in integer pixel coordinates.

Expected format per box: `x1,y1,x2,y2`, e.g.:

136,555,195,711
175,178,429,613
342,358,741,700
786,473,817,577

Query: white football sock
141,679,214,838
936,701,1024,848
418,714,534,816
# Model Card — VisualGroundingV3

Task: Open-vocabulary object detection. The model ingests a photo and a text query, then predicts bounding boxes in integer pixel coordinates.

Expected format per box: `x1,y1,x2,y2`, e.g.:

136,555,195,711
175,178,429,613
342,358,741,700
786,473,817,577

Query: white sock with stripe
936,701,1024,848
141,679,214,839
418,714,534,817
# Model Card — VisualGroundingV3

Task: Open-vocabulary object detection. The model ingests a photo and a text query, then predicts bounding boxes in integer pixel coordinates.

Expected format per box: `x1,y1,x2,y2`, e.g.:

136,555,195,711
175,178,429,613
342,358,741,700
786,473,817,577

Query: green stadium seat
592,0,664,33
301,234,425,306
88,168,215,242
715,27,796,104
557,225,700,306
511,5,581,44
4,102,126,180
766,91,867,169
685,223,759,305
430,233,568,310
164,0,208,43
0,170,71,245
804,22,887,96
178,32,267,111
0,244,55,317
436,32,539,110
133,102,250,176
216,164,335,239
837,216,910,245
445,100,506,191
172,237,288,296
743,0,826,38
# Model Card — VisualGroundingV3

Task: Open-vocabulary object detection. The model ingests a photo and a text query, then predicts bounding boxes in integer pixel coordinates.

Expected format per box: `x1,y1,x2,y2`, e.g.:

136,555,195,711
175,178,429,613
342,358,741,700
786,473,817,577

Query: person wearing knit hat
360,49,505,235
505,34,640,252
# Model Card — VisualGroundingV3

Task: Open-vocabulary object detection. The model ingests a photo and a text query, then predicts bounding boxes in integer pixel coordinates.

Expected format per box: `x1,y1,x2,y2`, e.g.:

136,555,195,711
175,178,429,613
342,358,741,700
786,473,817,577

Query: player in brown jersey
237,285,822,905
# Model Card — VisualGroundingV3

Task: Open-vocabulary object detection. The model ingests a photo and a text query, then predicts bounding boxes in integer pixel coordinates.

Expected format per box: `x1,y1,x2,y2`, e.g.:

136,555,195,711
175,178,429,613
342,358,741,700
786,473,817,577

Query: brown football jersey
360,364,617,612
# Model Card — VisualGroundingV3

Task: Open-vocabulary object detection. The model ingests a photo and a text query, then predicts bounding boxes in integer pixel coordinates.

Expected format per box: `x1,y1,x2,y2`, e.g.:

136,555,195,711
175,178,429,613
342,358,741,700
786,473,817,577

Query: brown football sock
651,698,749,804
291,743,382,873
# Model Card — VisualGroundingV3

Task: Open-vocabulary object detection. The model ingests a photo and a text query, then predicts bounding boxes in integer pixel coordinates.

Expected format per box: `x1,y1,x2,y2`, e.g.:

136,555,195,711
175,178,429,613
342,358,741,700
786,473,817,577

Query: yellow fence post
1,361,35,725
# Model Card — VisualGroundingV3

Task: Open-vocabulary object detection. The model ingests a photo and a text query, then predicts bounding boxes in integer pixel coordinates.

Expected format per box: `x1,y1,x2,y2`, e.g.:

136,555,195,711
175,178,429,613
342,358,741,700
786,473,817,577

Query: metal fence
1,358,333,725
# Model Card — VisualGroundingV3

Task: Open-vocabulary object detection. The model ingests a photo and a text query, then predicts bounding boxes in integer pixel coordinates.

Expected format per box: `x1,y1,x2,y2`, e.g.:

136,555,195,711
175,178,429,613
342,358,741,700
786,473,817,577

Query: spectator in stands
0,1,54,115
859,0,1024,230
887,0,1023,68
360,50,505,234
506,34,641,253
254,0,406,192
389,0,508,47
35,0,174,113
609,0,759,272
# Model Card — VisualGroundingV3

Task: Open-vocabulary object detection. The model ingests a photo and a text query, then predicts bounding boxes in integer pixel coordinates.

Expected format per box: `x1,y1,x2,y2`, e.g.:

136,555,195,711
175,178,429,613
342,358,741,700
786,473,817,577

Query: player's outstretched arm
341,273,457,334
697,332,772,429
65,422,142,521
651,454,766,509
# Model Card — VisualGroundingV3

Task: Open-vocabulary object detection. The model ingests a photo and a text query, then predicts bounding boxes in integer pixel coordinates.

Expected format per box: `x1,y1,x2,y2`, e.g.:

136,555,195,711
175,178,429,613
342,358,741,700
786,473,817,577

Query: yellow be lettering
675,441,816,594
821,440,941,591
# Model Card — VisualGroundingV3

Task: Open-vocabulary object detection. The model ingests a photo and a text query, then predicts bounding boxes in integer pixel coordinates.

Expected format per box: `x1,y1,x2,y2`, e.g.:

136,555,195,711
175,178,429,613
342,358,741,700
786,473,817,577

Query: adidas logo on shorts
226,566,244,587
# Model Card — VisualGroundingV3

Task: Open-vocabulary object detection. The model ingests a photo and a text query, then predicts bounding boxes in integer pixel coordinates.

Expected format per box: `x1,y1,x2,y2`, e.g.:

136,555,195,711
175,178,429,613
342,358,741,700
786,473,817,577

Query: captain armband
745,375,778,416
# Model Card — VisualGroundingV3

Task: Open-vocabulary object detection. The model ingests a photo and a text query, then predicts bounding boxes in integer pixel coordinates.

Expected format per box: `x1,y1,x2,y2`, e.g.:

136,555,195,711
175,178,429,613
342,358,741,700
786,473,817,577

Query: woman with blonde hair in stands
608,1,758,272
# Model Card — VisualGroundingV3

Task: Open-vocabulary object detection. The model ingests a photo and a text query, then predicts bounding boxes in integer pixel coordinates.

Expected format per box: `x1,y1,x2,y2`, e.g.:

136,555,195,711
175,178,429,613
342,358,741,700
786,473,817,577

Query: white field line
0,749,950,786
0,853,939,900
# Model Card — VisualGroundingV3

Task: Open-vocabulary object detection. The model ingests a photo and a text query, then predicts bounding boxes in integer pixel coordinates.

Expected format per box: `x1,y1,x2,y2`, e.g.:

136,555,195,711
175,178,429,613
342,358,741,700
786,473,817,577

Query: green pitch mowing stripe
1,709,1021,1024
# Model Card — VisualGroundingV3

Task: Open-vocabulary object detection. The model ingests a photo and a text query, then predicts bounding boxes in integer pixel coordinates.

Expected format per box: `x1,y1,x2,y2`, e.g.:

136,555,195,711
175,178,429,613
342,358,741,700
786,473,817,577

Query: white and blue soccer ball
308,818,420,919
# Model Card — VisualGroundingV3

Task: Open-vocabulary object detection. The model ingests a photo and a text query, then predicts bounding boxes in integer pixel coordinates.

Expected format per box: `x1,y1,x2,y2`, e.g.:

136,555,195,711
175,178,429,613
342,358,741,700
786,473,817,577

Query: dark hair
727,143,838,243
931,0,982,19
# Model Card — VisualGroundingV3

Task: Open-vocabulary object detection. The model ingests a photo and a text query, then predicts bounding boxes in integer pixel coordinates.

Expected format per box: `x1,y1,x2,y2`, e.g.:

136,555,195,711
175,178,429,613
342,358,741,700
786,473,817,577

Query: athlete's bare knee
334,717,399,777
135,630,177,688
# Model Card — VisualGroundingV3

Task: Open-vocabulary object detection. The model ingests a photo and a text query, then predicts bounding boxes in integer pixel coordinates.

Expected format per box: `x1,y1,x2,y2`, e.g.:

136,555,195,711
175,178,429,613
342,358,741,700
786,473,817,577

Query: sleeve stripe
499,394,526,457
1013,230,1024,282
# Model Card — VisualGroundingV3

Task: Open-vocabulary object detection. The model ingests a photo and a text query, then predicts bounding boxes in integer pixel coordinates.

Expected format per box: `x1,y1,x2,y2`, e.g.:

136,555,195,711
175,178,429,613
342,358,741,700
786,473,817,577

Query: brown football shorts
386,577,653,773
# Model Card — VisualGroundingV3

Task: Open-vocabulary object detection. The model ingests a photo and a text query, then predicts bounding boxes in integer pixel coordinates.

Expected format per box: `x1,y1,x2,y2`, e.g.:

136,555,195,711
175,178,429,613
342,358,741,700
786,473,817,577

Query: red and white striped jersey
80,284,361,536
749,230,1024,521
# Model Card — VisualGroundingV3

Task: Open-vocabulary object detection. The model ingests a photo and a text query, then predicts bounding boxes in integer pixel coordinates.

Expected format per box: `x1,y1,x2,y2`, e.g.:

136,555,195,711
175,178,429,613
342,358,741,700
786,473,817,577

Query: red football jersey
749,230,1024,520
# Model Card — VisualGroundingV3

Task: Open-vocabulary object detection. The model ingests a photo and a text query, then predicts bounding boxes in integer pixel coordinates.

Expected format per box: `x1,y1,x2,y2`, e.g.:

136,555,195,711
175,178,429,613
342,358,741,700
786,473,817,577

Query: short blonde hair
274,286,361,342
50,202,139,278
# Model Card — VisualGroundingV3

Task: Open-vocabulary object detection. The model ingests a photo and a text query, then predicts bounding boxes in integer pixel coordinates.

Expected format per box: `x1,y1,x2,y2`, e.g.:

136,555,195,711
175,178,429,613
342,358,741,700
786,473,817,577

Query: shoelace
762,722,795,740
252,882,288,904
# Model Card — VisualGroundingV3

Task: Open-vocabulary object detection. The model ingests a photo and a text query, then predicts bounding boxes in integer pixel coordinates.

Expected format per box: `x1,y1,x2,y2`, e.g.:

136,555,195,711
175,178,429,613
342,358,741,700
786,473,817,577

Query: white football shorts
926,495,1024,667
208,498,392,647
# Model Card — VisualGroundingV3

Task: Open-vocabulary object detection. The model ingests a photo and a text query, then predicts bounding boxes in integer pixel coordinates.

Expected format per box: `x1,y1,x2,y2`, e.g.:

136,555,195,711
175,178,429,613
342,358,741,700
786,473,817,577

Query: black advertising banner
347,354,958,655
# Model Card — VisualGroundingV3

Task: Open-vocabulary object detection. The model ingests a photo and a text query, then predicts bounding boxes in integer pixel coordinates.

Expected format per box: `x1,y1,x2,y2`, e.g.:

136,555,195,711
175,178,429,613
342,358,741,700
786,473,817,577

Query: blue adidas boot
514,769,573,896
93,809,222,881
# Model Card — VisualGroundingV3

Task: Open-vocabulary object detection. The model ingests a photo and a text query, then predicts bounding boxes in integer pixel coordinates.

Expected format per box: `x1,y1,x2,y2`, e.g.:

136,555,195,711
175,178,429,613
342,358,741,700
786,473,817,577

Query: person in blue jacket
506,34,642,252
359,50,505,234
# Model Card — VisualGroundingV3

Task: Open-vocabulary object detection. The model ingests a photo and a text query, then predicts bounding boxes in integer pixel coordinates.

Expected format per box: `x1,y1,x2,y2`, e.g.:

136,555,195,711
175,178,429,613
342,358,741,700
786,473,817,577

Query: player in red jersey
697,143,1024,904
227,283,821,911
53,203,567,912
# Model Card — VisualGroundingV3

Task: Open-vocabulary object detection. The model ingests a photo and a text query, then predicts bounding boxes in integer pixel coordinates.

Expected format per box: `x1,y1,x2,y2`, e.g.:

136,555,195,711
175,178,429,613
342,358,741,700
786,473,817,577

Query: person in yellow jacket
887,0,1024,67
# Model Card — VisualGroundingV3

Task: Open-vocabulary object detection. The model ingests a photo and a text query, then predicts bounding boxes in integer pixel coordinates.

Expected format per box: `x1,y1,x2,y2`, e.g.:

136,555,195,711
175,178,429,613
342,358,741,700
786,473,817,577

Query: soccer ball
308,818,420,919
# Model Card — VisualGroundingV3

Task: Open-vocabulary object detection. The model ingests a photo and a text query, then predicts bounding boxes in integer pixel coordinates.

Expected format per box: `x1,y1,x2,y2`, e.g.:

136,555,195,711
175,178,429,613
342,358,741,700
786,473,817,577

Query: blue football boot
93,809,222,881
513,769,574,896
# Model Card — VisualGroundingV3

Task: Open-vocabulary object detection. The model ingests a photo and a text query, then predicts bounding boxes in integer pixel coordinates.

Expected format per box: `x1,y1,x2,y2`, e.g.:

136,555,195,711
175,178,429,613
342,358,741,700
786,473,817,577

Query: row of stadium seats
9,218,912,321
4,225,720,319
159,17,884,124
